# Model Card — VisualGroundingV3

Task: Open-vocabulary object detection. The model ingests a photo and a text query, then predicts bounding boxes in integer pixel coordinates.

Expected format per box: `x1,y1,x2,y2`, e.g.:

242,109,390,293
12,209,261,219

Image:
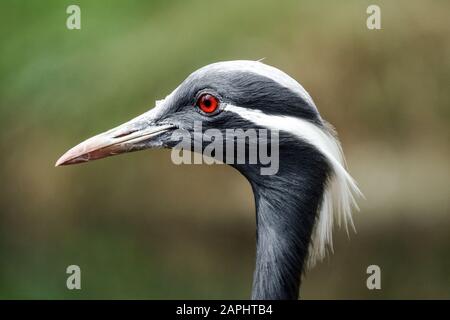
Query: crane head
55,60,319,167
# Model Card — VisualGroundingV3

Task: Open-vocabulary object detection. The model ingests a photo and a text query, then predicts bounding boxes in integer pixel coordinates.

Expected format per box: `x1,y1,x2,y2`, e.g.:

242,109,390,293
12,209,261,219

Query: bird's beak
55,108,174,167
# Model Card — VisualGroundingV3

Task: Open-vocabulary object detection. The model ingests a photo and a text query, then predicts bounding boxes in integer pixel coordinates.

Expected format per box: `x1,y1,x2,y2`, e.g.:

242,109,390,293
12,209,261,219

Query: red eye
197,94,219,114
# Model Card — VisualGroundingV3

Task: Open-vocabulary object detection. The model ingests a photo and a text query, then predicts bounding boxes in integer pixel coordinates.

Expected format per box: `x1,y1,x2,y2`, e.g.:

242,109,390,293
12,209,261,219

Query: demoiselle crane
56,60,361,299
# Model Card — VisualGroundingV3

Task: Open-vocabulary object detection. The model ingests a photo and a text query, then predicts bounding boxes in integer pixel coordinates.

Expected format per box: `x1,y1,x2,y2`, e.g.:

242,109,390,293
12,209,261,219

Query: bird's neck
247,148,329,300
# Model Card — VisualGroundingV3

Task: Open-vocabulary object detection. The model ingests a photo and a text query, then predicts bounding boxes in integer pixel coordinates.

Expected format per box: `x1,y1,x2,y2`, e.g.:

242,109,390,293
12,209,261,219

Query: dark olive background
0,0,449,298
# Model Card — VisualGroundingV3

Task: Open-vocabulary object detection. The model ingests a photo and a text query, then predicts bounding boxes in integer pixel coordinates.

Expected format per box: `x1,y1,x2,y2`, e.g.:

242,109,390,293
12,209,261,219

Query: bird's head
55,60,320,170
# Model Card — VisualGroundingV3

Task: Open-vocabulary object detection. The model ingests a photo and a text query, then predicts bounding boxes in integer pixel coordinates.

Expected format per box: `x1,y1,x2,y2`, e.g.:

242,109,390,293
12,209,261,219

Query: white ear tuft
306,123,362,268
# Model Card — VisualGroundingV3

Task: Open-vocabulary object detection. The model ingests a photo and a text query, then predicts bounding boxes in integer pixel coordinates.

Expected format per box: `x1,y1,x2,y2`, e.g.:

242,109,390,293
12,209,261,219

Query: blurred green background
0,0,449,299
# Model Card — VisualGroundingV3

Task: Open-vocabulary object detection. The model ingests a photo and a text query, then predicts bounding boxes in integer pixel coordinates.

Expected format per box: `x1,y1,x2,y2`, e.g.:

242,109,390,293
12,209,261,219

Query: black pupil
203,97,211,107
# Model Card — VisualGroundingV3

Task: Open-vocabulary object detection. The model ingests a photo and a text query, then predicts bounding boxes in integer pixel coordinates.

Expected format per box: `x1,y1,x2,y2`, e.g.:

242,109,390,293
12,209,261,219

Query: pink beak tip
55,155,68,167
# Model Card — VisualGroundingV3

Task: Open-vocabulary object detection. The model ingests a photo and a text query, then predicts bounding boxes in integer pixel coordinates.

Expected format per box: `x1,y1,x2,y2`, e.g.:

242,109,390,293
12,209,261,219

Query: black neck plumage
242,138,330,300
